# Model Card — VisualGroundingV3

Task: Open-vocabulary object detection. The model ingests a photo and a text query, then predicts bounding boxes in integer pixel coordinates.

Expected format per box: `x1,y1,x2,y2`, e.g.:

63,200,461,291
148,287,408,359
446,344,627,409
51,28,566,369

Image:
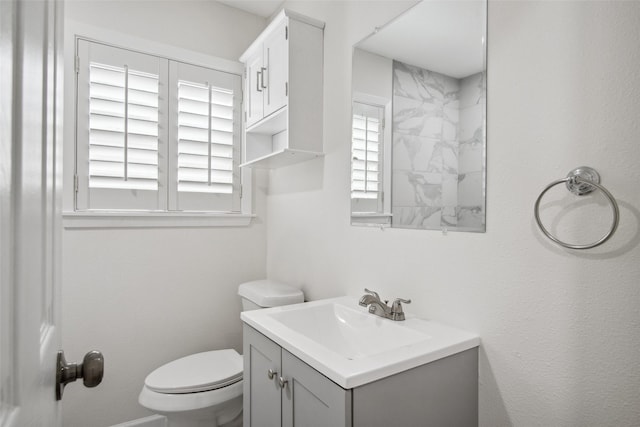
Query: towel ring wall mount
534,167,620,250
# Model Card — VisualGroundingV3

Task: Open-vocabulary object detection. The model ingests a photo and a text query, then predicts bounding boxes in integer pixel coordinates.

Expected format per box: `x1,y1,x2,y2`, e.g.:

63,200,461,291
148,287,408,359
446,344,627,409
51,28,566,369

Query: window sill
63,211,255,229
351,213,392,228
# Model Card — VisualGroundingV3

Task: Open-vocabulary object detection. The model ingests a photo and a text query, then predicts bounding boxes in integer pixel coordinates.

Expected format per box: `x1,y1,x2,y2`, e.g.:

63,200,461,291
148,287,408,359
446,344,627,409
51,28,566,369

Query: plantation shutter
168,61,242,212
76,40,168,210
351,102,383,206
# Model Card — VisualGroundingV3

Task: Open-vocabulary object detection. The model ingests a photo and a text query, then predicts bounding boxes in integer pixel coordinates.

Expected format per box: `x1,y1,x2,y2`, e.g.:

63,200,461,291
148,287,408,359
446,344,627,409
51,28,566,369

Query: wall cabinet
243,324,479,427
239,10,324,169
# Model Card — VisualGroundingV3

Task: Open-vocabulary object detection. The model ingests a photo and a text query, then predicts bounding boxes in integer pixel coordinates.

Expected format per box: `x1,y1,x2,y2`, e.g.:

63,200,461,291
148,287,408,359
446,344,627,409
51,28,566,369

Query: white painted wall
61,2,267,426
267,1,640,426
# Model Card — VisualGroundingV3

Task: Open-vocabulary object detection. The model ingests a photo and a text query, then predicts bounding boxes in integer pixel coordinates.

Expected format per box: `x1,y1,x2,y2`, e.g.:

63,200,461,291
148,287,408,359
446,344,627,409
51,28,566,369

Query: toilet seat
139,378,243,413
145,349,243,394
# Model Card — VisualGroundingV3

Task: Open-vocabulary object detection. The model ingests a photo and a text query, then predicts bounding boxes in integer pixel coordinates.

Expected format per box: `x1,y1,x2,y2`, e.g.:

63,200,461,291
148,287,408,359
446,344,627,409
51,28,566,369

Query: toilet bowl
138,280,304,427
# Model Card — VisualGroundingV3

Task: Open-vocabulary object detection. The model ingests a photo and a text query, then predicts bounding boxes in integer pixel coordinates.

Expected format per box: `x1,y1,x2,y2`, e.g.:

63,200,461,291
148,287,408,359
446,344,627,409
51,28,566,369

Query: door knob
56,350,104,400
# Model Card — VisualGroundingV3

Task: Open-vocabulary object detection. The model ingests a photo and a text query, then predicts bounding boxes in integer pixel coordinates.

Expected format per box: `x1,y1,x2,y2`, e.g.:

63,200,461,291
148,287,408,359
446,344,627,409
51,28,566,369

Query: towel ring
534,167,619,250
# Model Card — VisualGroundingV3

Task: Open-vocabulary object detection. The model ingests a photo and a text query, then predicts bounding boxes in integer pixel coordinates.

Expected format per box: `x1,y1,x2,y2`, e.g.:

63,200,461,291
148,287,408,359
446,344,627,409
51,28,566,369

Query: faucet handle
363,288,380,300
391,298,411,321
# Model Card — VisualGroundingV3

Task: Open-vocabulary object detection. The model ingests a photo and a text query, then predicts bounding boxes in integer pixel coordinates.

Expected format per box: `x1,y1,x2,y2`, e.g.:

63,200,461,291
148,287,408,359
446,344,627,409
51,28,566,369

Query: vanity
241,296,480,427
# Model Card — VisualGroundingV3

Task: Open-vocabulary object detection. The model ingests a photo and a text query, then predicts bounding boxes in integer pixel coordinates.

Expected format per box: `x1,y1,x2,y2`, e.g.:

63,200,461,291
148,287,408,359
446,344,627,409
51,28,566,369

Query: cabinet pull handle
267,369,277,380
260,67,267,89
278,376,288,389
256,70,263,92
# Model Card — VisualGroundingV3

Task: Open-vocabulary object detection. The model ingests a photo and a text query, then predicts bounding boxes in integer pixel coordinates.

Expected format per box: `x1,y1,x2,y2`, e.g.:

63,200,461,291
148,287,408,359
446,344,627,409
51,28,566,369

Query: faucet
359,289,411,321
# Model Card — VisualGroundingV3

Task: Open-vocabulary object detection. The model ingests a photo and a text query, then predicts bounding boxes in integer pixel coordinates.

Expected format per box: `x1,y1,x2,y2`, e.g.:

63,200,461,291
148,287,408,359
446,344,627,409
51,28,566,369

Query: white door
263,19,288,118
1,0,64,425
245,50,264,128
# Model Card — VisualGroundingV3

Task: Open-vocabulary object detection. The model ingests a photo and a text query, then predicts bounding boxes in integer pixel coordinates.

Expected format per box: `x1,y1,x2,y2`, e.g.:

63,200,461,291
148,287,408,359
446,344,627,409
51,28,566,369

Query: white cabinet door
263,20,289,118
245,50,264,128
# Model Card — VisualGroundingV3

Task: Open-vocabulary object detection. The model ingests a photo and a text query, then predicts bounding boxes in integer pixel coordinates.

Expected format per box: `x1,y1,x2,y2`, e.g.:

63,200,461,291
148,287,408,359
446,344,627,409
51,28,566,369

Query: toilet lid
145,349,243,394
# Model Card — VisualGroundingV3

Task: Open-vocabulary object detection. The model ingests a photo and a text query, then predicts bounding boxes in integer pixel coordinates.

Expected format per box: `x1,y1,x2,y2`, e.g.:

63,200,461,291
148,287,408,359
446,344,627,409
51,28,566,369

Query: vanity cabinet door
281,350,351,427
263,19,289,118
243,325,282,427
245,50,264,128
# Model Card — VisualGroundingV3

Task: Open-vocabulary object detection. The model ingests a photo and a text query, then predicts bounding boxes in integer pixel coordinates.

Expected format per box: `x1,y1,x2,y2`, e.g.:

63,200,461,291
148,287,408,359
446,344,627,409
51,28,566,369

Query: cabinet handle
278,376,288,389
256,70,263,92
267,369,277,380
260,67,267,89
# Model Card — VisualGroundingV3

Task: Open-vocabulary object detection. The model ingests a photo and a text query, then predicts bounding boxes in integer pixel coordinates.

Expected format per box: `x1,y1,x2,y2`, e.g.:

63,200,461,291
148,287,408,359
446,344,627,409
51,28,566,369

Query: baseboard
110,415,167,427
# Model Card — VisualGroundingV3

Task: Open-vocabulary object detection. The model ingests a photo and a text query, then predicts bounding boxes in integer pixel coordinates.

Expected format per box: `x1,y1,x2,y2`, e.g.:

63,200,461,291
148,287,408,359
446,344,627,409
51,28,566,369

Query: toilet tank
238,279,304,311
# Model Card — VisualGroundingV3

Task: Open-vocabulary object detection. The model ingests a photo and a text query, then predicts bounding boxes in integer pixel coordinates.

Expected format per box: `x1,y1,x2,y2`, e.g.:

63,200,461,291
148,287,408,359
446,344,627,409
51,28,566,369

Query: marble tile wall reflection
392,60,484,230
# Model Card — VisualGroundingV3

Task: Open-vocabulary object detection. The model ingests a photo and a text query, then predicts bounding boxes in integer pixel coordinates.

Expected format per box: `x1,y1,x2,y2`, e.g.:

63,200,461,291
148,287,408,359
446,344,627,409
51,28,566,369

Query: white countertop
241,296,480,389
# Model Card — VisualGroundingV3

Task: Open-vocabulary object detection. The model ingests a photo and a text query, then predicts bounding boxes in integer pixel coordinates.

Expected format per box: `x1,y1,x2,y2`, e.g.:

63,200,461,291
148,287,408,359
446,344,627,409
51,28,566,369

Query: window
351,101,383,211
75,40,242,214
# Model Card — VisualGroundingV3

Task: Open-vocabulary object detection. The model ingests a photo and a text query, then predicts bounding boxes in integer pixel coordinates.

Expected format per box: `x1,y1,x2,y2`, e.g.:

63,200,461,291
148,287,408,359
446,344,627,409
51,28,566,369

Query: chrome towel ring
534,167,619,250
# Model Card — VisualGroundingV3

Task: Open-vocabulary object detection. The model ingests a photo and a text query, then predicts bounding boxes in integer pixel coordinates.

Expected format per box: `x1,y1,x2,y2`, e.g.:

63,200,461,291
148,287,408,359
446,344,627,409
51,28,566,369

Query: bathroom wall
267,1,640,426
61,2,267,426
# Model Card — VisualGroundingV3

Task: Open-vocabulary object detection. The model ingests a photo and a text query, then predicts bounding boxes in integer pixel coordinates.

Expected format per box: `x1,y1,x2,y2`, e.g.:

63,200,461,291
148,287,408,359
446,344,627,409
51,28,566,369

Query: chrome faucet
358,288,411,321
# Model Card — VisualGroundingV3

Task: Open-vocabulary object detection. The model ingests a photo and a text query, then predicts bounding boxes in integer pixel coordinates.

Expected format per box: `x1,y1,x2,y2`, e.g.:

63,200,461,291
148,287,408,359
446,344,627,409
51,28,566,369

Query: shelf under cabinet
246,107,287,135
240,148,324,169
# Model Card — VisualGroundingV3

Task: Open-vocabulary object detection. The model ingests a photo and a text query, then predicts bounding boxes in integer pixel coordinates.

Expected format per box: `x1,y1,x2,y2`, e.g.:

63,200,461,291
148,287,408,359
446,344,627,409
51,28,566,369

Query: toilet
138,280,304,427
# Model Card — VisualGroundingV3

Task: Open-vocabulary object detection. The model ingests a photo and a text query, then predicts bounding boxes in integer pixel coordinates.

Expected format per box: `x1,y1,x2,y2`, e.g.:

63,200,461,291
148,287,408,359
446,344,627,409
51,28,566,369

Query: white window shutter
351,102,383,203
168,61,242,212
76,40,168,211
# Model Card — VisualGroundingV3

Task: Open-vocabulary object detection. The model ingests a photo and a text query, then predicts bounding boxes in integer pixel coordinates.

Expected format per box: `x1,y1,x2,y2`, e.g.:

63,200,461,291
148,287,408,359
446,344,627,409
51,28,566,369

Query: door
245,50,264,128
0,0,63,425
263,20,289,118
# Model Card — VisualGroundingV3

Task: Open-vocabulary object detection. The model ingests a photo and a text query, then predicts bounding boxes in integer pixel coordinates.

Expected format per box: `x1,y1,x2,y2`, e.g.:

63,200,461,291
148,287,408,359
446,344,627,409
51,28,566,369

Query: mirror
350,0,487,232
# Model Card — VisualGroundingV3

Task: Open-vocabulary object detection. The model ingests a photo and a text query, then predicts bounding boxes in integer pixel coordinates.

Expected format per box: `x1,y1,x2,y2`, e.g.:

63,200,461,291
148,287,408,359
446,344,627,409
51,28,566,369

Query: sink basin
270,302,429,360
241,296,479,388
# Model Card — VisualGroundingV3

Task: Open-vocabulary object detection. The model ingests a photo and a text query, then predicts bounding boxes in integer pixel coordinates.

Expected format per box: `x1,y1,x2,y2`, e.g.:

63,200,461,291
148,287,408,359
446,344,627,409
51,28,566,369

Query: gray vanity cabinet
243,325,351,427
243,324,478,427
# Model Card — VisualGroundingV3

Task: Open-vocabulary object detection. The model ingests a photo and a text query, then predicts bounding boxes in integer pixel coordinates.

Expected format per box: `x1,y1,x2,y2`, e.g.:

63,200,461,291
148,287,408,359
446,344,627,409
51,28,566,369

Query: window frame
63,23,253,228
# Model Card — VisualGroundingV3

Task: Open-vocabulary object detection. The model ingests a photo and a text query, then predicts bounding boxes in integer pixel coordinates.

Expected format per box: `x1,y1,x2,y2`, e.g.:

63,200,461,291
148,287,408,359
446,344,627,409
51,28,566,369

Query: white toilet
138,280,304,427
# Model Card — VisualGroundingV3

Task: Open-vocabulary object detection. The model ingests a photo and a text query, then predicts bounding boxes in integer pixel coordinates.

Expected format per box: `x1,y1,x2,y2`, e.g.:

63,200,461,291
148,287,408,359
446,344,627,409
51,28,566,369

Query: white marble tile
394,62,443,102
393,95,443,138
392,206,442,229
457,206,484,229
459,104,483,142
458,141,483,174
459,72,484,109
442,106,458,141
441,206,458,227
442,74,460,105
393,134,441,173
392,170,441,206
458,171,484,207
441,141,458,174
441,174,458,206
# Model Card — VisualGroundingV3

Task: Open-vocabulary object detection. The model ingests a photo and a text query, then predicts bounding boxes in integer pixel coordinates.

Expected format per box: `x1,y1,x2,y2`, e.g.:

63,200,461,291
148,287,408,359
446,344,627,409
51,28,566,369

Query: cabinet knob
278,376,288,389
267,368,277,380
